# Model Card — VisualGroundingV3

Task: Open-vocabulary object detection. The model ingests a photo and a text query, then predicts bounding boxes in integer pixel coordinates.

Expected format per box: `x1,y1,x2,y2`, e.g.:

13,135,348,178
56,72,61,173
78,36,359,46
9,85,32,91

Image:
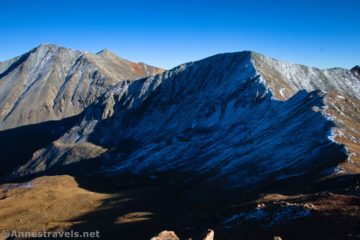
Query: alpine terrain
0,44,359,240
0,44,163,130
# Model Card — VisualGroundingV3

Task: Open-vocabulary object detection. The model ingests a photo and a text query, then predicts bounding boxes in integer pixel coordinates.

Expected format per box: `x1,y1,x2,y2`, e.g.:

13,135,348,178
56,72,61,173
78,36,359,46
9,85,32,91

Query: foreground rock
150,229,214,240
202,229,215,240
150,231,179,240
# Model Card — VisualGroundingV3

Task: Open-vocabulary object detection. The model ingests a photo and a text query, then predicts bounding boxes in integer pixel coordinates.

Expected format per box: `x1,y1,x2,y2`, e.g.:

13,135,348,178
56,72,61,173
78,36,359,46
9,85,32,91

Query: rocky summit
0,45,359,240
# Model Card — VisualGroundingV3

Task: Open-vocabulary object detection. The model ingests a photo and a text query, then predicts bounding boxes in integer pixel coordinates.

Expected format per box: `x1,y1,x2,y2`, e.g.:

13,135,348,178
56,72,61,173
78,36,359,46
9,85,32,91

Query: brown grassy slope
0,176,109,234
0,175,201,240
0,174,360,240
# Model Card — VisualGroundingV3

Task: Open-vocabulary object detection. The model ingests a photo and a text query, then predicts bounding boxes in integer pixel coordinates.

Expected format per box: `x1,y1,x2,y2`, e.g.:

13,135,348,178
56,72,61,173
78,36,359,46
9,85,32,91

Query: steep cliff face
8,51,358,193
0,44,163,130
253,53,360,173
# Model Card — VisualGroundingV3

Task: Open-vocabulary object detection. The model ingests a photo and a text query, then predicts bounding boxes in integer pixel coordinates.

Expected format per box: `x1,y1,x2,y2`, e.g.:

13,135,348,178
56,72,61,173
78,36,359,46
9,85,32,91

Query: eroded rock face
0,44,163,130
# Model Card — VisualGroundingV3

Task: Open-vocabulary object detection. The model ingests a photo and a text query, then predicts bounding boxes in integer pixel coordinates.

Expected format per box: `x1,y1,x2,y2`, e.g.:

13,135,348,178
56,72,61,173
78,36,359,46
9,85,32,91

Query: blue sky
0,0,359,69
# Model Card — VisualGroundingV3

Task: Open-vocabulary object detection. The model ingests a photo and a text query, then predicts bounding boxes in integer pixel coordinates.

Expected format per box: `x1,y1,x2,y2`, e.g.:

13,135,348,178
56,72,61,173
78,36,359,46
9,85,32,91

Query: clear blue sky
0,0,359,69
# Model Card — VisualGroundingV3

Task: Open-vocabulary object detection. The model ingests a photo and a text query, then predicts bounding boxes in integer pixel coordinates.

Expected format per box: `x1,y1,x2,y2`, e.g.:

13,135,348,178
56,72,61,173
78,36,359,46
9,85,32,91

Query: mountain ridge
0,47,359,195
1,50,357,196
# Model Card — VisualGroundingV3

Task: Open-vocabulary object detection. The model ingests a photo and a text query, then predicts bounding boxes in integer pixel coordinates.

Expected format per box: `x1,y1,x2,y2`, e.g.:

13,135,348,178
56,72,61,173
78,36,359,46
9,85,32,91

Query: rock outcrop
150,230,179,240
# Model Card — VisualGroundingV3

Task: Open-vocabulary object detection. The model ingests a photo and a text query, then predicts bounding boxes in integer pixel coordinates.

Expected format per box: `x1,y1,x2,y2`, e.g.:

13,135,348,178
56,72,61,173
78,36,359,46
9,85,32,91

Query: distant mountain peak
34,43,67,52
96,48,113,56
95,48,128,61
0,44,164,130
36,43,58,48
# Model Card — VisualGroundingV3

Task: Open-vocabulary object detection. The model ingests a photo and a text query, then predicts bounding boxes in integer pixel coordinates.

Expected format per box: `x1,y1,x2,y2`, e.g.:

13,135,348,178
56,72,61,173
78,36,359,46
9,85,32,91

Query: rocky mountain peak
36,43,63,50
32,43,81,57
96,48,114,56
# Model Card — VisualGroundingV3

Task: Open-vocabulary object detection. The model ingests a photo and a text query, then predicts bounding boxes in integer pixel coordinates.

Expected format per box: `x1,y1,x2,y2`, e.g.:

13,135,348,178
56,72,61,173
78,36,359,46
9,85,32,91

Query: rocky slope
4,51,359,196
0,44,163,130
253,54,360,173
